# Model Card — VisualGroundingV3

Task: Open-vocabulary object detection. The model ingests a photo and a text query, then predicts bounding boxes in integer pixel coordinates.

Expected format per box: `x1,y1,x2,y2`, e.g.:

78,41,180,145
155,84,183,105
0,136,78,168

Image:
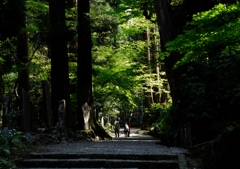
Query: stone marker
21,88,30,131
82,102,90,130
42,81,53,127
58,100,66,129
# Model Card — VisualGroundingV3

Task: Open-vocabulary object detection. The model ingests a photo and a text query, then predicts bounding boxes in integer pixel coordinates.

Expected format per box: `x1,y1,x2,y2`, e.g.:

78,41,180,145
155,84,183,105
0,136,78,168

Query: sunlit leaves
92,44,141,108
120,16,153,36
165,2,240,132
91,0,119,45
26,0,49,39
166,3,240,67
91,0,167,117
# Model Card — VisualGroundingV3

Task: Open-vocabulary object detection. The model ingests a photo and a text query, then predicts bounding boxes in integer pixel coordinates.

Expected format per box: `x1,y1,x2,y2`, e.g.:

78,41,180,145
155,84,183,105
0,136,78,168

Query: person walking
153,124,160,138
114,120,120,137
124,122,129,137
127,122,131,137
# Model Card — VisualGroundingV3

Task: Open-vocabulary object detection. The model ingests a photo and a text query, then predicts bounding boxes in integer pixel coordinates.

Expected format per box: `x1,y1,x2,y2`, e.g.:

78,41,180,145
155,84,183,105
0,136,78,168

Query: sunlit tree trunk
152,26,161,103
145,27,154,107
160,61,170,104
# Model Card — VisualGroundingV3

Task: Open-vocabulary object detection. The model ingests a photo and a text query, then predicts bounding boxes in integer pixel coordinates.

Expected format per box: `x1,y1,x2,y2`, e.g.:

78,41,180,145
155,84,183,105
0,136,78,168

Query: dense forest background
1,0,240,150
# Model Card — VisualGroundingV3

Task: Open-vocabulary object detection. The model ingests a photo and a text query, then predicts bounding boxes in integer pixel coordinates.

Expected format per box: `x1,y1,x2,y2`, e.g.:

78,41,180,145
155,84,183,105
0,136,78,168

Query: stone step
21,168,140,169
19,153,179,168
19,158,179,169
29,153,177,161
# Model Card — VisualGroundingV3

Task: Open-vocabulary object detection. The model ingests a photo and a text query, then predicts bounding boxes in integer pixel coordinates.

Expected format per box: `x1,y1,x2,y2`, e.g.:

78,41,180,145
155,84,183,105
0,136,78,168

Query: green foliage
103,122,113,133
0,37,18,85
1,0,167,139
0,158,16,169
0,129,25,169
92,44,141,114
143,102,173,131
0,0,51,96
0,129,24,156
164,2,240,142
120,16,153,36
113,0,155,21
91,0,119,46
91,0,169,126
167,3,240,67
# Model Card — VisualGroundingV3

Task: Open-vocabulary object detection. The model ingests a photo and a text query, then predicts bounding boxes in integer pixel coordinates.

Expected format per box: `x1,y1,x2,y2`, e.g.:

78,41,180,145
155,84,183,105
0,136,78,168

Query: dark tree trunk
49,0,72,127
77,0,93,130
154,0,183,105
17,31,29,94
77,1,111,140
16,0,31,131
154,0,223,106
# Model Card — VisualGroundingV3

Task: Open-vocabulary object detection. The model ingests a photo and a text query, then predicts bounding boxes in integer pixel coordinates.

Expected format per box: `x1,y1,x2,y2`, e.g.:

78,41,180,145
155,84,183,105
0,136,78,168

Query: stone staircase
18,153,183,169
18,128,191,169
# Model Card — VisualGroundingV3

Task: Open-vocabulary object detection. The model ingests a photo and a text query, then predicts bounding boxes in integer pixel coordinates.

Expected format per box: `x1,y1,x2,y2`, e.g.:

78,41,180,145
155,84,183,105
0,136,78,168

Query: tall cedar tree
49,0,71,127
153,0,236,107
77,0,93,130
77,1,112,139
154,0,182,106
16,0,30,131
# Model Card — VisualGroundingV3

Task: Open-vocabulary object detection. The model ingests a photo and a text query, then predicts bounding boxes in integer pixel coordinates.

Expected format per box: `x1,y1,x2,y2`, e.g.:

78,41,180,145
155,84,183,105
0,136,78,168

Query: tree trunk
154,0,183,105
16,0,30,131
0,74,3,125
144,28,154,109
49,0,72,127
77,1,111,140
152,26,161,103
77,0,93,130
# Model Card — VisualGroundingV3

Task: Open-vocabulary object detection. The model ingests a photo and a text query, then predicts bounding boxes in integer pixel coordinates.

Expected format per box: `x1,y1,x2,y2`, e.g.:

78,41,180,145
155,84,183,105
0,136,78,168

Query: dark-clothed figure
153,124,160,138
127,122,131,137
114,121,120,137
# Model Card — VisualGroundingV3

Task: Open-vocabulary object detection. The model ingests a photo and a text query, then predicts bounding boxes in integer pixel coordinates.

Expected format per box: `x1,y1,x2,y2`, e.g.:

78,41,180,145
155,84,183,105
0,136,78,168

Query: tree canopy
0,0,240,145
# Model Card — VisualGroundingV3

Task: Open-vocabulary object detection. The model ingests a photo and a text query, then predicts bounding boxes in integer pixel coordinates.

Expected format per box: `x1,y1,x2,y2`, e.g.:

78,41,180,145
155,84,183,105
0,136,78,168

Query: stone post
42,81,53,127
101,116,104,127
180,124,184,147
179,123,192,148
82,102,90,130
21,88,30,131
58,100,66,129
187,122,192,147
183,124,188,148
2,95,9,129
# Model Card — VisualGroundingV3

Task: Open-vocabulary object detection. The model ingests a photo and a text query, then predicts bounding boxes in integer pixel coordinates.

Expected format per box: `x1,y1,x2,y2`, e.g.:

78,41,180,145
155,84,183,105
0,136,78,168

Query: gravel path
32,128,188,156
25,128,202,168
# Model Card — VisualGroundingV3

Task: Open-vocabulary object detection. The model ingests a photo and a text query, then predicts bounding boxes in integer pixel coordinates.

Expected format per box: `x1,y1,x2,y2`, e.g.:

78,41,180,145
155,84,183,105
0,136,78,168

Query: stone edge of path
178,153,188,169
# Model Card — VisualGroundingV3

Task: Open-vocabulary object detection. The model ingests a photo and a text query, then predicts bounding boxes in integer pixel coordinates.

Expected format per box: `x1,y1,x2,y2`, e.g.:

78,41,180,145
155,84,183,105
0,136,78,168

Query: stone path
31,128,187,156
19,128,201,169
